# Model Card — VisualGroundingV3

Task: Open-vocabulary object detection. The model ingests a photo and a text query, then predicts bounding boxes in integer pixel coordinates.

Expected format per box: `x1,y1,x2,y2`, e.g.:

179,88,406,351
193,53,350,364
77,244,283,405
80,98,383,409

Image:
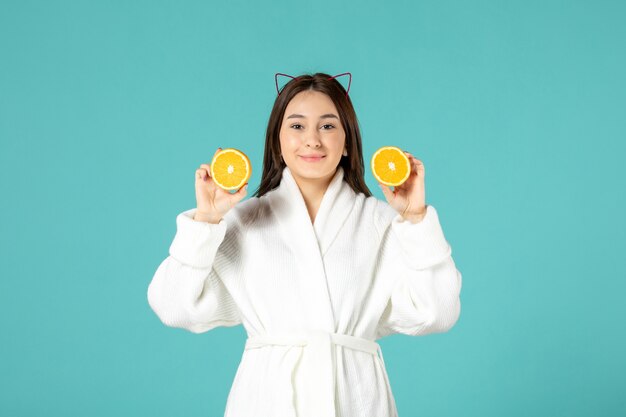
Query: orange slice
371,146,411,187
210,148,252,191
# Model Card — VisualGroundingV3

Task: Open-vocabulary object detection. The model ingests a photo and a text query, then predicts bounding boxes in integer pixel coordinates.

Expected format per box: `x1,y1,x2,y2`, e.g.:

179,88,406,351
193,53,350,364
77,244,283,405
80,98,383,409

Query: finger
411,160,420,175
403,153,418,164
403,152,420,163
228,184,246,204
403,152,417,173
196,168,206,180
405,155,424,176
202,168,213,181
235,183,249,199
203,148,222,178
199,164,211,180
379,182,395,201
412,159,425,176
409,157,423,169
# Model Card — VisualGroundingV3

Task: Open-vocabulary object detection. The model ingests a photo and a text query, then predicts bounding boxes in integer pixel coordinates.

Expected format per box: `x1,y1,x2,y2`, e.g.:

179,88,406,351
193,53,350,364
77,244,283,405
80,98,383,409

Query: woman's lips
299,155,325,162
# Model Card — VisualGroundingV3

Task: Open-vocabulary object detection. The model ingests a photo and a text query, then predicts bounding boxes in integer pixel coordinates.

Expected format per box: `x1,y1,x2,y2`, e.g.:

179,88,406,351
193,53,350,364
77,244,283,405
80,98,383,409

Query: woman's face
279,90,346,185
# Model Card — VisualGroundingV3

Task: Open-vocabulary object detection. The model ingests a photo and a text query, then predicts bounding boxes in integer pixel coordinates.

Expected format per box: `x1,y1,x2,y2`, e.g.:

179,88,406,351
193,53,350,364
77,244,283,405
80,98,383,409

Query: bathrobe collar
267,165,356,331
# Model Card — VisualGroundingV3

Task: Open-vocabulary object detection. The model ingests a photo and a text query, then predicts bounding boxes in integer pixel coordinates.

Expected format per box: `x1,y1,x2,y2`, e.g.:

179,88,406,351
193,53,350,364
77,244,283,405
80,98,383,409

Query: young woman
147,72,462,417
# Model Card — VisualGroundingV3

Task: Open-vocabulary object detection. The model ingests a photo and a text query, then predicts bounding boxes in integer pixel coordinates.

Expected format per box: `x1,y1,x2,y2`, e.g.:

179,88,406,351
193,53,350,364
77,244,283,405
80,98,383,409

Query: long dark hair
252,72,372,198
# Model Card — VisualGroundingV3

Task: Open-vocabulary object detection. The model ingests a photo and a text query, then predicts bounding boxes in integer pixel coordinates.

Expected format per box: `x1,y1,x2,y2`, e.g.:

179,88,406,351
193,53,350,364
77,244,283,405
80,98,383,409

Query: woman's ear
342,149,348,156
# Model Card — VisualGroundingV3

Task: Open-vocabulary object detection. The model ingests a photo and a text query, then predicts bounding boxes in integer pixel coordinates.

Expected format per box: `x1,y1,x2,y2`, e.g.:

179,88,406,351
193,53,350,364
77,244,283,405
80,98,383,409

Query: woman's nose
304,131,322,148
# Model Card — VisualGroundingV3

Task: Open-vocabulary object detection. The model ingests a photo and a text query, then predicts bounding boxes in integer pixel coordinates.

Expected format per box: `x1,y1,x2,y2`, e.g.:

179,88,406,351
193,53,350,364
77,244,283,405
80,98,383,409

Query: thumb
233,183,249,202
379,183,395,203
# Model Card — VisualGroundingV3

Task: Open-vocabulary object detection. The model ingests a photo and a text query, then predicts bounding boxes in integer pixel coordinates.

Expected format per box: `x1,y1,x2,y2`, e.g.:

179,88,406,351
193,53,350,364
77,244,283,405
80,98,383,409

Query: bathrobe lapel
267,165,356,331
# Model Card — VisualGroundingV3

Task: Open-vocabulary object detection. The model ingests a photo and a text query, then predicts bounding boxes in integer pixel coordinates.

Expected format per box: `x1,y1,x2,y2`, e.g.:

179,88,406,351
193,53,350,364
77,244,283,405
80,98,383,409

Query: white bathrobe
147,165,462,417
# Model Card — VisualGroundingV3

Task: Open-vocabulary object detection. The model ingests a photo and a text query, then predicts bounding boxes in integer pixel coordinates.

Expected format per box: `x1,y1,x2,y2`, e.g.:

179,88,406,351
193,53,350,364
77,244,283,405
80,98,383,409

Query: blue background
1,0,625,416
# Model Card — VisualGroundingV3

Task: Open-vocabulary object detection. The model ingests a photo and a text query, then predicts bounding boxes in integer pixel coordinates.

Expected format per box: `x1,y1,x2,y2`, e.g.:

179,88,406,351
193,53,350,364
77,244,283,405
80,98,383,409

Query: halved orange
371,146,411,187
210,148,252,191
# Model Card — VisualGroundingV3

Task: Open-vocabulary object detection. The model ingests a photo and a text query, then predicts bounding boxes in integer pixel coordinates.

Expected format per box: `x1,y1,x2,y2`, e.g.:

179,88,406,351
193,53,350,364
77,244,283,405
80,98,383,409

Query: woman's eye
290,123,335,130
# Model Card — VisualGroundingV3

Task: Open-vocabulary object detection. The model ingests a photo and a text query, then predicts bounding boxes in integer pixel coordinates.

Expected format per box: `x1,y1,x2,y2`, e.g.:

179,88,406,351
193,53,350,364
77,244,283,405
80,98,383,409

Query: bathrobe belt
244,330,390,417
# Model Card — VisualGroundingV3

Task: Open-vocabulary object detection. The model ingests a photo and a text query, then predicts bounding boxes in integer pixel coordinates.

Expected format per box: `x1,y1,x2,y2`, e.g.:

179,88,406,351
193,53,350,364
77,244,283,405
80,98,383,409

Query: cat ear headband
275,72,352,97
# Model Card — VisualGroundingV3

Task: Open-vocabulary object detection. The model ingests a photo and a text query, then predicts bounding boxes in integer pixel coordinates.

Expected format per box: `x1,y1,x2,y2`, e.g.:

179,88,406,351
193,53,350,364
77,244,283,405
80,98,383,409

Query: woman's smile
299,154,326,162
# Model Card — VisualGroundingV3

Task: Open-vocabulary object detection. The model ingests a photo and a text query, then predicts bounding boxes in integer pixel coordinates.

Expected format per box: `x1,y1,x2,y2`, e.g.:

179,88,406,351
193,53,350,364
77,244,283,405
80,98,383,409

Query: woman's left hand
379,151,427,223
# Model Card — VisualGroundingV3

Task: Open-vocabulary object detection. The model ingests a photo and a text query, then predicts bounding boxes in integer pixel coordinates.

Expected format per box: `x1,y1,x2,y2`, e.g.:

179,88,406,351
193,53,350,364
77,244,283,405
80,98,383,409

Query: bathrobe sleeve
147,208,242,333
375,204,462,338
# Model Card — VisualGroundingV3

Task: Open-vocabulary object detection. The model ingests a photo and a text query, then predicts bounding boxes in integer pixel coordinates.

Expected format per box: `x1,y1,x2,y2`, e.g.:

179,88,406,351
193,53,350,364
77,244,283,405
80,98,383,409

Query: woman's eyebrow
286,113,339,120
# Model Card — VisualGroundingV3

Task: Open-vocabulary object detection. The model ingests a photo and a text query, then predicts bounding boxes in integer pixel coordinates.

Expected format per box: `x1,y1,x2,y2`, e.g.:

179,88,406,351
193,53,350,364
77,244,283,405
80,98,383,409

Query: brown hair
252,72,372,198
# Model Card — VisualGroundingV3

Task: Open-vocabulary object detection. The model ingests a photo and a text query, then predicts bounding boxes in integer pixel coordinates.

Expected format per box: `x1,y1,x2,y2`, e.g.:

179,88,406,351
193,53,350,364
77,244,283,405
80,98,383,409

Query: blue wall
1,0,624,416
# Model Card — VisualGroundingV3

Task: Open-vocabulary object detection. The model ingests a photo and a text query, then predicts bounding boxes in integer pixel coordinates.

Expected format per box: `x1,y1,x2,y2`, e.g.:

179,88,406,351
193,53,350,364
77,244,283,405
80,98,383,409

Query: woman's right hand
194,148,248,223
